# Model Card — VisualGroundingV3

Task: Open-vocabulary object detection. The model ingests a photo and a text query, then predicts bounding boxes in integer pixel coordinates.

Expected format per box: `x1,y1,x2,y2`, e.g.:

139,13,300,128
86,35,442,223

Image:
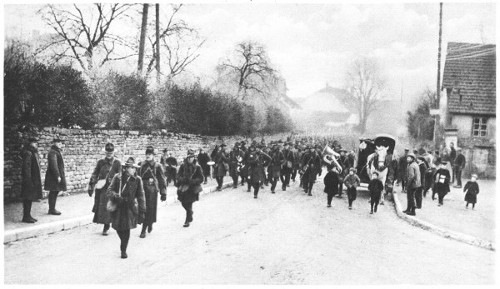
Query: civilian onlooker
454,148,466,188
344,168,360,210
44,137,67,215
433,161,451,206
21,137,42,223
464,174,480,210
323,164,339,208
368,171,384,214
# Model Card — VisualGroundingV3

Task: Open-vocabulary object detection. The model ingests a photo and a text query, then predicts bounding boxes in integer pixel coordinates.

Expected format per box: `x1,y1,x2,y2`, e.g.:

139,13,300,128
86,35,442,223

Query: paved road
4,179,495,284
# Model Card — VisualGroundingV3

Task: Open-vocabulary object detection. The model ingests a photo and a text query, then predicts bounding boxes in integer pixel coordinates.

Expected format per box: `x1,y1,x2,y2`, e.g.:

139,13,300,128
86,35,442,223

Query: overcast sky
3,2,496,107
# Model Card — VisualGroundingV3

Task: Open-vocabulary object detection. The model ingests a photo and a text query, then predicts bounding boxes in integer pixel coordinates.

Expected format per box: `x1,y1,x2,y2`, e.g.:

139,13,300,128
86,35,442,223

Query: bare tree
217,41,276,100
137,4,149,73
37,4,135,74
344,57,386,134
143,4,205,83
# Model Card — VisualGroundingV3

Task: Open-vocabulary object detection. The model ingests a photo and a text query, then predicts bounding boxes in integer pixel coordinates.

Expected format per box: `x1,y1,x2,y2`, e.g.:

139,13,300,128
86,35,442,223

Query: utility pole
437,2,443,106
155,3,160,84
137,4,149,74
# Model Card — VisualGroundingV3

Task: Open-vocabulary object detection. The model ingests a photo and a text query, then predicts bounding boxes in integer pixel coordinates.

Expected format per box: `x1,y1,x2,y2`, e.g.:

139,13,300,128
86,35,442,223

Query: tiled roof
442,42,496,115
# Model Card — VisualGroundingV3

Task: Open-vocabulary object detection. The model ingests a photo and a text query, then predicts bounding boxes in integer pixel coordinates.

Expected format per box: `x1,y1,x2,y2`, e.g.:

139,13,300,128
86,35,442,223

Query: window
472,117,488,137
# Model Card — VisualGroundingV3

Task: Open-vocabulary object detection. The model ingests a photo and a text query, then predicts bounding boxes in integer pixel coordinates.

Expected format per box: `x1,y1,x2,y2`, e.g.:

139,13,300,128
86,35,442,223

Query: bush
4,41,95,128
261,106,294,134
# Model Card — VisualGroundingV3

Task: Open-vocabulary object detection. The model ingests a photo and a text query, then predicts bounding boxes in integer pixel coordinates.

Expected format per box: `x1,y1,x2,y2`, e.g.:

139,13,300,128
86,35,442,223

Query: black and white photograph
2,0,498,285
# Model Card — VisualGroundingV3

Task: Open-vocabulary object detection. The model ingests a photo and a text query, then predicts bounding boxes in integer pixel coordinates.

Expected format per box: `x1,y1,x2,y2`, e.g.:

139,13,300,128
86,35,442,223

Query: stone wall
4,126,292,202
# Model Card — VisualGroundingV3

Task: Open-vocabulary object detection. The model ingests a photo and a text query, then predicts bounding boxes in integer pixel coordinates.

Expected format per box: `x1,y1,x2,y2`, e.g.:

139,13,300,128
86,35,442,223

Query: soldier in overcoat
213,144,229,191
280,142,295,191
197,147,211,184
107,157,146,259
269,144,285,194
137,146,167,238
21,137,43,223
229,142,244,188
302,146,322,196
88,143,122,235
177,150,204,227
44,137,67,215
246,145,271,198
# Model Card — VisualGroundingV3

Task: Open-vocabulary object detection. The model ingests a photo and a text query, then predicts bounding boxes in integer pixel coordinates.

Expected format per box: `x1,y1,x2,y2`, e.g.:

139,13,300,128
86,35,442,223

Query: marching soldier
197,147,211,184
280,142,295,191
246,144,271,198
214,144,229,191
269,143,285,194
229,142,244,188
176,149,204,227
137,146,167,238
302,145,322,196
88,143,122,235
161,149,178,187
21,137,42,223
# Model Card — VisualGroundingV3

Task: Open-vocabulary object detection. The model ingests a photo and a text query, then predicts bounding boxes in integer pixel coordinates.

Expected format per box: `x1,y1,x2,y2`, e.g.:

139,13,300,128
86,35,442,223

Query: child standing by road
368,172,384,214
464,174,480,210
344,168,360,210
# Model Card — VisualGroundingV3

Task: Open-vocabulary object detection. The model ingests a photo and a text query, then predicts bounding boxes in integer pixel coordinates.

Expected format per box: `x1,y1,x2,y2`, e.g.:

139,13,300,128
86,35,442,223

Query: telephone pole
437,2,443,106
137,4,149,74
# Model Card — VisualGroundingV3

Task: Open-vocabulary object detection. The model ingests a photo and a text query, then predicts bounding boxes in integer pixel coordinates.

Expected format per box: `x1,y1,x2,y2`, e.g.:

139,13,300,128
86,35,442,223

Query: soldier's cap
163,148,169,153
407,153,416,160
234,142,241,147
349,168,356,172
440,161,448,165
187,149,195,157
145,146,155,155
340,149,347,153
105,142,115,152
220,143,227,147
124,157,140,168
52,137,65,143
404,148,409,151
28,137,39,143
372,171,379,176
471,173,478,178
435,150,440,154
413,150,418,154
241,141,246,145
278,139,284,144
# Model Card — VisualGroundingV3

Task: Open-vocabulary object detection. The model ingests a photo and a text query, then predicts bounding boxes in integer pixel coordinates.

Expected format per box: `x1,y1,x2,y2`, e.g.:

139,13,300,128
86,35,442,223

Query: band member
247,144,271,198
269,144,285,194
44,137,67,215
229,142,244,188
197,147,211,184
337,149,348,197
280,142,295,191
137,146,167,238
161,149,178,187
262,145,272,186
291,145,301,183
21,137,42,223
302,146,322,196
88,143,122,235
106,157,145,259
214,144,229,191
177,150,204,227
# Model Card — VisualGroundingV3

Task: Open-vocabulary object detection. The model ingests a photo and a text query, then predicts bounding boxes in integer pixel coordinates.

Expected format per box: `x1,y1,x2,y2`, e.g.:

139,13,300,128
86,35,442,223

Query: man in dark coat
433,161,451,206
449,142,457,183
302,147,322,196
197,148,211,184
44,137,66,215
397,148,409,190
415,157,428,209
88,143,122,235
291,145,301,183
177,150,204,227
453,148,466,188
280,142,295,191
137,146,167,238
21,137,43,223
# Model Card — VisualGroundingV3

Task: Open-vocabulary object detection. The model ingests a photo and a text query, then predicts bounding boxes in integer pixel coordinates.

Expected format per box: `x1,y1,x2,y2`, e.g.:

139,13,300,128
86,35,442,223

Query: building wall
3,126,291,202
449,115,496,179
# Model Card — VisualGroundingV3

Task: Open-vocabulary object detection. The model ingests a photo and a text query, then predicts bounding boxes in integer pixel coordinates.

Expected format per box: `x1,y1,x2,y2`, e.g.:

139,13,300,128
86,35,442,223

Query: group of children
322,163,481,214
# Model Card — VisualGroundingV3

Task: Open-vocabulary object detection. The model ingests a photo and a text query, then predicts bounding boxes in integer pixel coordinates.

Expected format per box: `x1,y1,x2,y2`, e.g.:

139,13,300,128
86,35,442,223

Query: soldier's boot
22,200,36,223
48,192,61,215
103,224,110,235
148,223,153,233
140,224,147,238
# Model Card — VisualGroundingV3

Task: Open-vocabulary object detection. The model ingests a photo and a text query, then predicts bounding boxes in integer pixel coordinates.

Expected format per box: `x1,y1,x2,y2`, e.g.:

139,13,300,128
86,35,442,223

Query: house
292,84,358,133
440,42,496,178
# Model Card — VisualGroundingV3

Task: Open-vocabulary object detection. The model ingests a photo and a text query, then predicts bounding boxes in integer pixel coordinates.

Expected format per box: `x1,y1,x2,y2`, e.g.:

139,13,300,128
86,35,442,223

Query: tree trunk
138,4,149,74
155,4,160,84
